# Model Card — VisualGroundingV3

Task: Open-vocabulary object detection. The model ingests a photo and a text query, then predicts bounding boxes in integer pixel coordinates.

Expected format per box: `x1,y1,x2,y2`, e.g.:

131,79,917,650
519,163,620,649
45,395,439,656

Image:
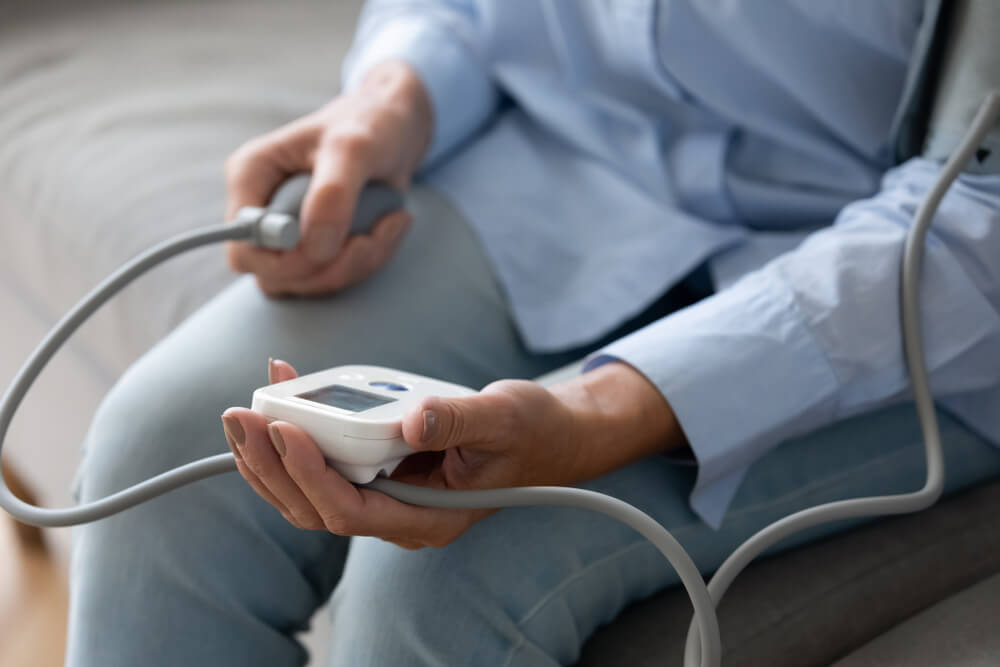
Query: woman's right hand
224,60,433,297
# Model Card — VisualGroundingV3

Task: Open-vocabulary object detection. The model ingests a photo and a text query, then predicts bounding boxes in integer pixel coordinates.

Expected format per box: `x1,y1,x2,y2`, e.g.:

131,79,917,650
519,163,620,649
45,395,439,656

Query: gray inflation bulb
261,174,405,249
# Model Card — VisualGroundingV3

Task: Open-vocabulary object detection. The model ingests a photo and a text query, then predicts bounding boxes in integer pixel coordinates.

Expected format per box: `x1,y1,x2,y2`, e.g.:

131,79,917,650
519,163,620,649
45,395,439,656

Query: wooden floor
0,473,68,667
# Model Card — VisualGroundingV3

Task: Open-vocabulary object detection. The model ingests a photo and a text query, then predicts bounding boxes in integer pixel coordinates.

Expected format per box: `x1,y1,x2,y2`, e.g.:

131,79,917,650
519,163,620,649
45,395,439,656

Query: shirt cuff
584,269,840,528
342,17,499,167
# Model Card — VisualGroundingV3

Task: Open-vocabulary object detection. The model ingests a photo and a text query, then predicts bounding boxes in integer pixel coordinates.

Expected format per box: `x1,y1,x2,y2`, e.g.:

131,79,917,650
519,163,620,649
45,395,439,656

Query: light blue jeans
67,186,1000,666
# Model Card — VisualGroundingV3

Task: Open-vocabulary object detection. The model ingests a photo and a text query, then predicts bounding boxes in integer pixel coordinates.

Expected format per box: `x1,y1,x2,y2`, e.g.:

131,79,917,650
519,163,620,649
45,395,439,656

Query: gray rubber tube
269,173,405,236
366,479,723,667
680,90,1000,667
0,222,254,526
0,179,403,525
2,90,998,666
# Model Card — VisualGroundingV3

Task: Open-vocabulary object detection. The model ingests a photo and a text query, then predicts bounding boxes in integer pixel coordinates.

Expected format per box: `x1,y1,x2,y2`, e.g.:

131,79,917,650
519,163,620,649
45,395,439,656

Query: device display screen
296,384,396,413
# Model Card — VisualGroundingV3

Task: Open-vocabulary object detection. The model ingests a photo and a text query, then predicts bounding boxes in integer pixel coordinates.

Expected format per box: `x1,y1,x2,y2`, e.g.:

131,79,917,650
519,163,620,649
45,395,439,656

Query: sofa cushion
832,571,1000,667
0,0,362,376
577,479,1000,667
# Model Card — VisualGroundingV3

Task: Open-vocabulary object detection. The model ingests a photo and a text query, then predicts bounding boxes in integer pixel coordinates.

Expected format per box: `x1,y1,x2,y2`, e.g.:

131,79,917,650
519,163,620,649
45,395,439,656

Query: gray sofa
2,1,998,665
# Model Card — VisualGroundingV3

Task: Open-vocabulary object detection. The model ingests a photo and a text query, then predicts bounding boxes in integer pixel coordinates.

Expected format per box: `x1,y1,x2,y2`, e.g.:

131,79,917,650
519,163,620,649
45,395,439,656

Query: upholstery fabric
0,0,363,376
833,571,1000,667
578,480,1000,667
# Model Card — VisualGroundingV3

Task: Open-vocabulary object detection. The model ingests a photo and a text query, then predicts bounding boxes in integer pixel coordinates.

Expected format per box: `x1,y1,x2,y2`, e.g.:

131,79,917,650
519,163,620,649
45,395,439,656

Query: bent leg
67,186,562,667
329,404,1000,666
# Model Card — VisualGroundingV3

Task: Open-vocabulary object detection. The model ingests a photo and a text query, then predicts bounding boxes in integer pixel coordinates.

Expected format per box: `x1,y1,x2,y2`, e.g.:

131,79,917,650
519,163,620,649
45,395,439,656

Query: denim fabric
67,186,1000,666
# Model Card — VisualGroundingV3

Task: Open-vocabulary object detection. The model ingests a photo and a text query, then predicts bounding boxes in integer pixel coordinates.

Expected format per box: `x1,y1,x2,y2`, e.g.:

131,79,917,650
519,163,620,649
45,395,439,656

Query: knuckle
301,515,326,531
321,129,375,160
223,153,242,182
376,104,409,130
491,389,523,427
309,179,349,208
224,139,263,184
320,512,354,536
442,402,467,444
289,510,323,531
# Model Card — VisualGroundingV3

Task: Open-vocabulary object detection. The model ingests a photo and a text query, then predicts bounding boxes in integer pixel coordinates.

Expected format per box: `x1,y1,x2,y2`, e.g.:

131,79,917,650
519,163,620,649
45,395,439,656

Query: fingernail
268,423,287,457
268,357,277,384
221,414,245,450
421,410,438,442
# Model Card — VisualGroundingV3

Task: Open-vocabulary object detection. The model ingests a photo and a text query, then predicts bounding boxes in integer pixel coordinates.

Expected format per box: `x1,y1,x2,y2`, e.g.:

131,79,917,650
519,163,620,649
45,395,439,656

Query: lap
78,185,557,492
68,185,563,667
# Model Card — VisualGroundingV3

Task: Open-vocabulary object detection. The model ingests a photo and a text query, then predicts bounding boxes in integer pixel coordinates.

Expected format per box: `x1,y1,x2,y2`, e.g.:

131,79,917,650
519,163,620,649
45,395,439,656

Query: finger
402,392,516,453
222,409,326,530
299,134,373,263
270,420,473,543
222,416,293,517
224,116,326,279
226,243,318,281
224,114,323,219
226,203,404,283
267,358,299,384
256,211,411,296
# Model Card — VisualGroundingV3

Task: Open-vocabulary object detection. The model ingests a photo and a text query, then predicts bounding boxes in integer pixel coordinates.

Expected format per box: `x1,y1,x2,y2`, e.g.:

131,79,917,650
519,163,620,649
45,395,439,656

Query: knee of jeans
331,526,596,666
76,355,244,504
331,534,535,663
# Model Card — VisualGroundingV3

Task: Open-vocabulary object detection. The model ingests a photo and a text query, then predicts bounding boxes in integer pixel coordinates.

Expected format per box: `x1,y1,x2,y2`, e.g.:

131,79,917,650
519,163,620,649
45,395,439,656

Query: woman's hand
224,60,432,297
221,360,686,549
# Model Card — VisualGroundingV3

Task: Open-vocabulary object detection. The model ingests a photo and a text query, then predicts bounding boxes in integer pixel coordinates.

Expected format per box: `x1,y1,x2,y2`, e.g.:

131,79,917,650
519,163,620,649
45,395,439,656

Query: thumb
267,358,299,384
224,115,323,221
299,141,368,264
402,393,514,453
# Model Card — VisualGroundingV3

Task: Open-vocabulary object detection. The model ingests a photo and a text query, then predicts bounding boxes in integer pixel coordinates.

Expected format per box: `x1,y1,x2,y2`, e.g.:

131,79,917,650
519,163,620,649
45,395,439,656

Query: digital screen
296,384,396,413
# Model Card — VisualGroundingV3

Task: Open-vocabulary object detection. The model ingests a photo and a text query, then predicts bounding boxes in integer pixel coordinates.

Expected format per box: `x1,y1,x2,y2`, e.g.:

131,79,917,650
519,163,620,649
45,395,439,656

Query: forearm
350,60,433,172
551,362,689,484
582,157,1000,526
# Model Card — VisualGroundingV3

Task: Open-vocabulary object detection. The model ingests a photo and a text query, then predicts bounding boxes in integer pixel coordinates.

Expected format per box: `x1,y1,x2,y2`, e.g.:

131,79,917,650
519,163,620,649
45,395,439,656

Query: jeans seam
500,632,527,667
500,439,932,665
514,540,652,631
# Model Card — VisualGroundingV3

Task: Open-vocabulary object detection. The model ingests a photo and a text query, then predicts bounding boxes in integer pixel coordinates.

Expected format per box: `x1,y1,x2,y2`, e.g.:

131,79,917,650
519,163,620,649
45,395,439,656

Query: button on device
368,381,409,391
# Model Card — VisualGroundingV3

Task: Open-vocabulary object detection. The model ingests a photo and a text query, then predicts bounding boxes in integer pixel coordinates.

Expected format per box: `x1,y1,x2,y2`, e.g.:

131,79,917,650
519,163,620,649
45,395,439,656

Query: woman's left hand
221,359,685,549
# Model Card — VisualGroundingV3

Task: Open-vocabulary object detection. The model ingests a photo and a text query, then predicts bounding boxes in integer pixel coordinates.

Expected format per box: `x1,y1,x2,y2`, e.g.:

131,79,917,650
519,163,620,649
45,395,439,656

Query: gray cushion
577,479,1000,666
0,0,362,376
833,571,1000,667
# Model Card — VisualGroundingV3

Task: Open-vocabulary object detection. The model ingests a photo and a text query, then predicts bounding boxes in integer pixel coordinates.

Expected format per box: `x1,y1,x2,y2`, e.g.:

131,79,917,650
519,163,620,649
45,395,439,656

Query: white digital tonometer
252,365,474,482
2,3,998,661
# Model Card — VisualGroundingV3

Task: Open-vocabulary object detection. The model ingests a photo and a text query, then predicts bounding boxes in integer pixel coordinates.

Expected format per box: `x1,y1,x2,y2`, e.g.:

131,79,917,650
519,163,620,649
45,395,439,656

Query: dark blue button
368,381,409,391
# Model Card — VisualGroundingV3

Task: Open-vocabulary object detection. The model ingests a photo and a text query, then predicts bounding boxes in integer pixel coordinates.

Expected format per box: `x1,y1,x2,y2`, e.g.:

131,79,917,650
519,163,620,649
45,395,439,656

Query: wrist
356,60,433,164
551,362,687,482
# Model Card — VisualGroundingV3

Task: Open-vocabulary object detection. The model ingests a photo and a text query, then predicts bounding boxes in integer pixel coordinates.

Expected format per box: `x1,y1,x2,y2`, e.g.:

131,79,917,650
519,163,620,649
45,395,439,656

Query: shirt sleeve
585,157,1000,528
341,0,500,167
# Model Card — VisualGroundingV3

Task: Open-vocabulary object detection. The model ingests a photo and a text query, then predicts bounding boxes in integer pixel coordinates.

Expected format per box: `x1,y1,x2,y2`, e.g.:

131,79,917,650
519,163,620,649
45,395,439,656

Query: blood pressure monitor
251,365,475,482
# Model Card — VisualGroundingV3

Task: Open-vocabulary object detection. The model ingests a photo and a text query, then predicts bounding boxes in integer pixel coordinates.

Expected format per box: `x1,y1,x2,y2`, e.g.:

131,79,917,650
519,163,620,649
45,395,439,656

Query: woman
69,2,1000,665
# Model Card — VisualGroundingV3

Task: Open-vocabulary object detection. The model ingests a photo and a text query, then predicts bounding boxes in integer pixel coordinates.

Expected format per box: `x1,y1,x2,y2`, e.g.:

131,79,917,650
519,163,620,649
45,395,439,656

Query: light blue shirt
344,0,1000,527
